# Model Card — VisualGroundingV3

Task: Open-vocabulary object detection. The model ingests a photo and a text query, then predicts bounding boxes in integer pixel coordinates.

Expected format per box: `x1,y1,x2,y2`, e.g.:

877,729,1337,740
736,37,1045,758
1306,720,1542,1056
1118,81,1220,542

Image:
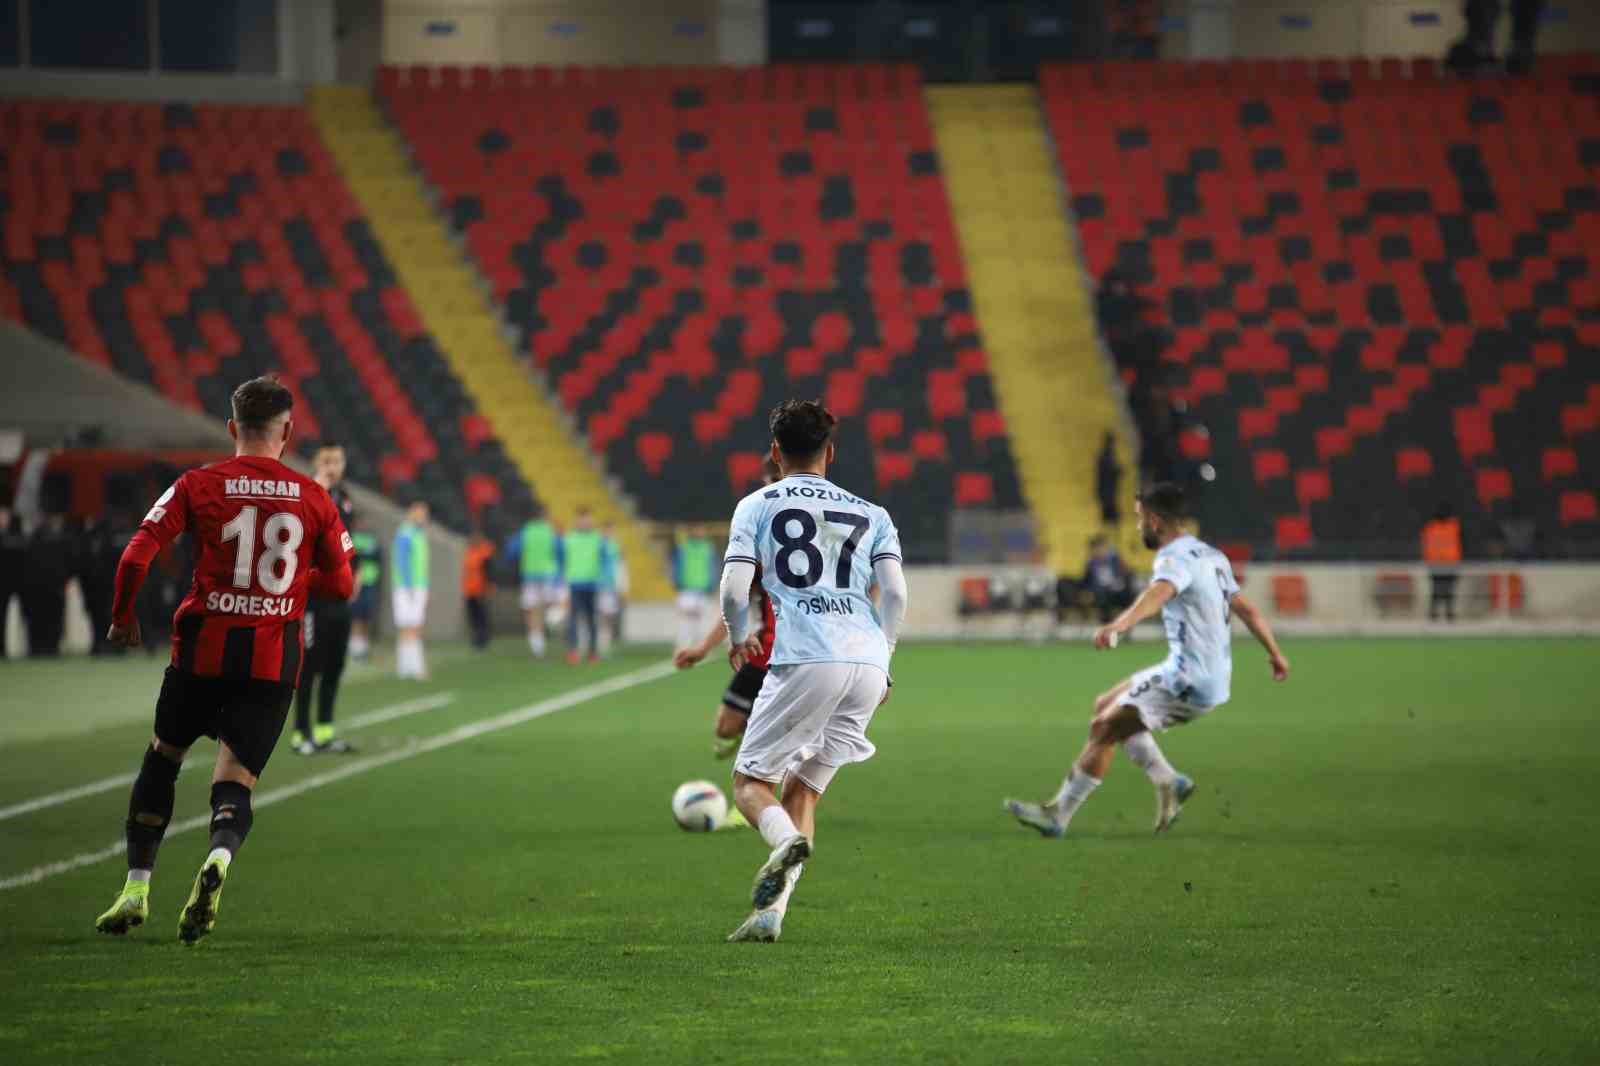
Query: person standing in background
596,521,625,656
561,507,603,665
22,513,72,657
1095,432,1122,530
507,509,560,660
1421,502,1463,623
672,524,716,650
292,443,358,754
392,501,431,680
0,506,27,659
347,521,381,659
75,515,121,656
462,527,495,651
1448,0,1546,75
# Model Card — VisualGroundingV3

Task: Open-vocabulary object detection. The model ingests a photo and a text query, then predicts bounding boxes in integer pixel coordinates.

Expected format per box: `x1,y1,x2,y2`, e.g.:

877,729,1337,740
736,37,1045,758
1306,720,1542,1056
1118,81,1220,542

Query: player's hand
1269,653,1290,682
1092,624,1122,650
673,646,705,670
728,636,762,672
107,620,141,648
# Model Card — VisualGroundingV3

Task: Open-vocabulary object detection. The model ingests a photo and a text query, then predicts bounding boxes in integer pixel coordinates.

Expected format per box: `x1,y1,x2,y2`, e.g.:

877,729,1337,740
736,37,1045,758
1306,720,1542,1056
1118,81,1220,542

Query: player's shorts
349,585,375,623
392,587,428,629
153,666,295,777
1121,664,1218,733
520,575,559,611
721,662,768,716
733,662,888,793
598,588,620,616
676,590,708,613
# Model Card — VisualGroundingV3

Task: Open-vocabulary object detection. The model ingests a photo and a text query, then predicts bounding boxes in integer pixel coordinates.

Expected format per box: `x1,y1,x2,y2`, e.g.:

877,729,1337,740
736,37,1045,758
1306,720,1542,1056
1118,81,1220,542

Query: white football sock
414,641,427,677
1048,769,1102,824
126,868,152,883
1122,732,1178,785
766,863,803,917
395,639,411,678
756,804,800,849
206,846,231,866
349,633,369,658
528,630,544,656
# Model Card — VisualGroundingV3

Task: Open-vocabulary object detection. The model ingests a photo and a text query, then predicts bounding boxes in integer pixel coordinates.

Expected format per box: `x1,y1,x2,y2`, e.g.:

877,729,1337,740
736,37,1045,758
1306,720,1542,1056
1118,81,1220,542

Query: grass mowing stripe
0,662,673,891
0,692,459,825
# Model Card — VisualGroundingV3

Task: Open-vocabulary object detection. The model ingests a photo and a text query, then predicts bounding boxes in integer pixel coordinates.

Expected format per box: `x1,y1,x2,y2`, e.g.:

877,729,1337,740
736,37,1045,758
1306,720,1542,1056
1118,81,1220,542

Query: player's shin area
733,771,819,843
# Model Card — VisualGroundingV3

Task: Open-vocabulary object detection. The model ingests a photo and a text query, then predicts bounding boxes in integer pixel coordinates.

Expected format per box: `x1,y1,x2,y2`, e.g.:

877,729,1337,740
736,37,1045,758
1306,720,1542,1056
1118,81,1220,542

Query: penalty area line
0,662,676,892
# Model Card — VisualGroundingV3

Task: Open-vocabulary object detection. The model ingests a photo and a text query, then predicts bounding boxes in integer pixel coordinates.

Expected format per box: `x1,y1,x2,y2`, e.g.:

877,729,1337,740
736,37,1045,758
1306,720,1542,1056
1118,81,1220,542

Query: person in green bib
347,525,382,660
673,524,718,650
560,506,604,664
597,522,626,655
391,501,430,680
506,508,560,658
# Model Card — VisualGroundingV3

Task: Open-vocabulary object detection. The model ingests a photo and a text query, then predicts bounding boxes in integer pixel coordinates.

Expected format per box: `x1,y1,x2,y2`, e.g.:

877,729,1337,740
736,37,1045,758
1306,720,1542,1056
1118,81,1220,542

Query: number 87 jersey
138,454,353,683
724,473,902,673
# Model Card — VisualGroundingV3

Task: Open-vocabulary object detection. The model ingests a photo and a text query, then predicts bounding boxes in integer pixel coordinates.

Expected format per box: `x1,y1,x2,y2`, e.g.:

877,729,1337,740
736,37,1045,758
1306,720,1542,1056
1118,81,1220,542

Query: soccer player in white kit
720,400,908,943
1006,483,1289,837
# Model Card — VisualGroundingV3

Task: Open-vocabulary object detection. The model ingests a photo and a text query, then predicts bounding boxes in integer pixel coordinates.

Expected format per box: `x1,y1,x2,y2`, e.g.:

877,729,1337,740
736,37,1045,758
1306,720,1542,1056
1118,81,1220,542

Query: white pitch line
0,661,677,892
0,692,459,826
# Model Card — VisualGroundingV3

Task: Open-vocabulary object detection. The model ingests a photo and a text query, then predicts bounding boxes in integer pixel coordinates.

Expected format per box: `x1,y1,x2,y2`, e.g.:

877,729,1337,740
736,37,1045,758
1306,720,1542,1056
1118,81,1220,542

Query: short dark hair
316,440,344,453
1137,482,1186,522
231,376,293,435
769,399,836,460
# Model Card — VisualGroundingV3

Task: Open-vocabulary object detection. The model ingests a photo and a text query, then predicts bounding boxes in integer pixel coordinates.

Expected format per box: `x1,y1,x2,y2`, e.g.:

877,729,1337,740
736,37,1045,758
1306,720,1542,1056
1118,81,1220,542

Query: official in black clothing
22,513,72,657
293,443,357,755
76,515,125,655
0,506,24,659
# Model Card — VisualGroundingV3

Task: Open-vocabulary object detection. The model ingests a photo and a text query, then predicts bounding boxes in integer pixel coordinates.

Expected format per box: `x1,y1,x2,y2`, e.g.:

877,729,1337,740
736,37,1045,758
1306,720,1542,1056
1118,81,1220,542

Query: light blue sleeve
1152,550,1193,595
869,506,902,565
725,494,763,566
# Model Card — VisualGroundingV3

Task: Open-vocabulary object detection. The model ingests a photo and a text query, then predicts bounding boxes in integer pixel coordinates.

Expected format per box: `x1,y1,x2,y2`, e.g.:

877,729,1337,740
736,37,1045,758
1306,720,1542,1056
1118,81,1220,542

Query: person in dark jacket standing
77,515,124,655
1096,433,1122,528
0,506,24,659
1448,0,1545,75
22,513,72,657
293,443,358,755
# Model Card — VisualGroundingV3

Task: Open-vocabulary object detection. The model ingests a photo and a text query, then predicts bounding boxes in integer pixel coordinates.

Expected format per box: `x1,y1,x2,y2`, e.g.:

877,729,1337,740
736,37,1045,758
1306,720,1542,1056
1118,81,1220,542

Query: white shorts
520,577,558,611
1122,664,1217,732
677,590,708,614
599,588,620,616
392,587,429,629
734,662,889,793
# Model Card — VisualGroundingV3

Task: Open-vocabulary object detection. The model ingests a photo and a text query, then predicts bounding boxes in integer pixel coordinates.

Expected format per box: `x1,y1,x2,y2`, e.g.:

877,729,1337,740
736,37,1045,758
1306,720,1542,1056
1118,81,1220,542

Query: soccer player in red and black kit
94,377,353,943
673,461,779,761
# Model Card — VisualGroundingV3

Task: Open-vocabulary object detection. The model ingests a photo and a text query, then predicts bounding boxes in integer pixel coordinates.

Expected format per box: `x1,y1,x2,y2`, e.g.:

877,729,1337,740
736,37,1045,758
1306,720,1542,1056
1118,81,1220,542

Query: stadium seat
1041,61,1600,557
380,64,1021,557
0,97,538,536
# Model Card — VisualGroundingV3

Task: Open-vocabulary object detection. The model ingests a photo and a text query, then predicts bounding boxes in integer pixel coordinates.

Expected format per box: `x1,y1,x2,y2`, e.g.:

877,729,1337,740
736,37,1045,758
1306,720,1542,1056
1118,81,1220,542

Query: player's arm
1094,580,1176,649
720,560,760,670
1229,593,1290,681
109,477,192,646
674,614,729,670
872,556,907,705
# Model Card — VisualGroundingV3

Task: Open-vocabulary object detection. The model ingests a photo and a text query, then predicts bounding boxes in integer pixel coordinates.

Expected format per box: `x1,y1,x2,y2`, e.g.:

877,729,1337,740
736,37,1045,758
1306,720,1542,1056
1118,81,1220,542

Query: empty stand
0,98,536,534
380,64,1022,559
1043,57,1600,557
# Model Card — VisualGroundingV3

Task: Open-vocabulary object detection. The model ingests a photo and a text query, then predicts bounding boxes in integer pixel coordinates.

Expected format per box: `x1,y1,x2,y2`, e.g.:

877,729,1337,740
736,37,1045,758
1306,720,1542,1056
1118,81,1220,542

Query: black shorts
722,663,768,716
153,666,295,777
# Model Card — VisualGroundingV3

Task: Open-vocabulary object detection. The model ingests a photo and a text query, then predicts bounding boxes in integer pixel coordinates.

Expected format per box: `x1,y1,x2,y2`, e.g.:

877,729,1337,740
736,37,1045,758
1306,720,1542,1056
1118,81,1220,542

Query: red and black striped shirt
112,455,354,684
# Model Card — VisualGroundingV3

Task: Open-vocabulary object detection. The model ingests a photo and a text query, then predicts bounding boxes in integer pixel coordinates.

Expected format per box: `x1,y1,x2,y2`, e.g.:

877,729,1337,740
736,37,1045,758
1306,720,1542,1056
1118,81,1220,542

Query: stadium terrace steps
309,85,671,599
928,86,1133,574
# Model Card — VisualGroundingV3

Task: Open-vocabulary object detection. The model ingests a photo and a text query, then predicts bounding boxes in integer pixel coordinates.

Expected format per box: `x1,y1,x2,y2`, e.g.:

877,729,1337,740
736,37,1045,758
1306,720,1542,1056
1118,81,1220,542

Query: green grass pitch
1,638,1596,1065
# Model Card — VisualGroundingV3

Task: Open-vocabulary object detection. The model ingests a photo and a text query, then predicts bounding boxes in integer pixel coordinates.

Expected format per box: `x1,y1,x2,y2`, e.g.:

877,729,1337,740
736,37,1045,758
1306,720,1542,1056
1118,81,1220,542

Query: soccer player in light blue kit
1007,483,1289,837
720,400,908,943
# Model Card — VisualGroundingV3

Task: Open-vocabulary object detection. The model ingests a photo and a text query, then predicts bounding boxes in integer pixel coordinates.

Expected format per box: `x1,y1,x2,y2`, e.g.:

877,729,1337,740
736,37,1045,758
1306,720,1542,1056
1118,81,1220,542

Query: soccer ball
671,780,729,832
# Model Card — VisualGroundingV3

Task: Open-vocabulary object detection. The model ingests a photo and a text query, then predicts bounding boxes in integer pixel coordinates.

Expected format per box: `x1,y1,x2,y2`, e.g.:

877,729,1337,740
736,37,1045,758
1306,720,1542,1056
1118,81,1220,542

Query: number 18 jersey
725,473,901,674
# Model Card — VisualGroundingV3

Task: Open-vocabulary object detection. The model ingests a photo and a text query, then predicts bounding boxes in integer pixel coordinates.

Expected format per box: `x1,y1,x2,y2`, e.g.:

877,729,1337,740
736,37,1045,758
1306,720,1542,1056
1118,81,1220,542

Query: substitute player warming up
1005,483,1288,838
720,400,907,943
94,377,354,943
